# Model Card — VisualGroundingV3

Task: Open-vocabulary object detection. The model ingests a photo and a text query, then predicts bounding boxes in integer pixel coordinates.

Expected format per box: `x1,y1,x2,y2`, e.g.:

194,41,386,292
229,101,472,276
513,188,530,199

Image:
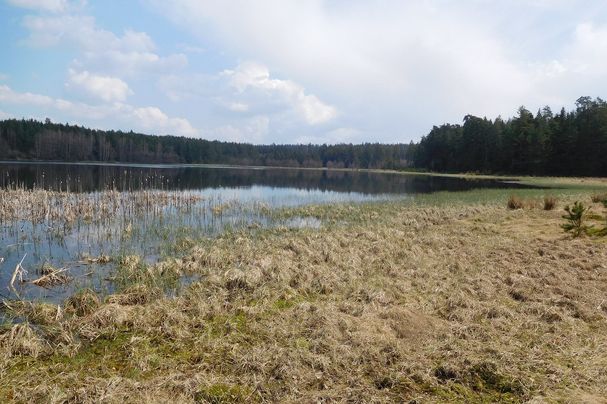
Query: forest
0,119,408,169
410,96,607,176
1,96,606,176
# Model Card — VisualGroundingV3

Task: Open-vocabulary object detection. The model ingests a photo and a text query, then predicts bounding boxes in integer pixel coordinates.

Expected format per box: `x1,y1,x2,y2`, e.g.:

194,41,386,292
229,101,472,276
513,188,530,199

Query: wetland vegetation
0,163,606,402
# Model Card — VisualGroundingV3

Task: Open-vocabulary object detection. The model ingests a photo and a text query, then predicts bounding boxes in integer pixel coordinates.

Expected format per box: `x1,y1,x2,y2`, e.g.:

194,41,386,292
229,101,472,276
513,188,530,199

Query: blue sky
1,0,607,144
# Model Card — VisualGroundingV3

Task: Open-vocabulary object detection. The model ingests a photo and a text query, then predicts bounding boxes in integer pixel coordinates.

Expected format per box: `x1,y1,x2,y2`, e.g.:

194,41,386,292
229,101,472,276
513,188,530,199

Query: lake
0,161,539,303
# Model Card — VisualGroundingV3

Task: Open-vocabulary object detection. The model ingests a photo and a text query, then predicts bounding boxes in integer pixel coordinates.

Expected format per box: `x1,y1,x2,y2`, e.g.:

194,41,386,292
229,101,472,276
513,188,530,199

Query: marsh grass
0,188,273,301
543,196,557,210
591,192,607,203
1,176,607,401
507,195,524,209
1,183,607,401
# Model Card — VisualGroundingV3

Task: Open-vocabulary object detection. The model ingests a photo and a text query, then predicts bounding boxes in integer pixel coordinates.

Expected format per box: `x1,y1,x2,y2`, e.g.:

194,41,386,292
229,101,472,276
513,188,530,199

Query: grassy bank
1,181,607,402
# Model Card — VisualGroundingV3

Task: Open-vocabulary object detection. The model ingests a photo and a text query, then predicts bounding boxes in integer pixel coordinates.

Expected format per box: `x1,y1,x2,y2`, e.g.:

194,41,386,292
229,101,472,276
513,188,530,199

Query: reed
1,194,606,402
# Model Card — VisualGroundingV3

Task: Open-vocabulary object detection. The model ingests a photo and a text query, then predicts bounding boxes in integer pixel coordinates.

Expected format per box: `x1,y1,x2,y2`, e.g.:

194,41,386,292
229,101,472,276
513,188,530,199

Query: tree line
0,118,408,169
1,96,606,176
410,96,607,176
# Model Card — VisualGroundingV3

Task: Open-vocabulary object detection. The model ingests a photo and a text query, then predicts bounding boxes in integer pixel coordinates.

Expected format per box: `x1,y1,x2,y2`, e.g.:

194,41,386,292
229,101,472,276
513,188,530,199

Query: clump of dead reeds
591,193,607,203
31,263,71,288
507,195,524,210
543,196,557,211
2,301,62,325
0,323,50,358
106,284,161,305
507,195,546,210
64,289,100,317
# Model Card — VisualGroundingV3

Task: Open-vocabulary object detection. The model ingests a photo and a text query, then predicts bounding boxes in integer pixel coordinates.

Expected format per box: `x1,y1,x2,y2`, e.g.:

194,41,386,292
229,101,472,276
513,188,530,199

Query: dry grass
1,196,607,402
543,196,557,210
507,195,524,210
507,195,541,210
591,193,607,203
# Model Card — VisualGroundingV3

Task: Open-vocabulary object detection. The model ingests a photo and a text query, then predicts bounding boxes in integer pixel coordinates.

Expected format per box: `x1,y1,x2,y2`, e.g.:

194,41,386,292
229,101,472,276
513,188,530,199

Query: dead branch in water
31,267,71,288
9,253,27,290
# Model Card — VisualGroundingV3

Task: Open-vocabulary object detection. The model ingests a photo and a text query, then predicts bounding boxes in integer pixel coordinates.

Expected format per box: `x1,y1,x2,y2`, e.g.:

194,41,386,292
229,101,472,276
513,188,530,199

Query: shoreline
2,159,607,189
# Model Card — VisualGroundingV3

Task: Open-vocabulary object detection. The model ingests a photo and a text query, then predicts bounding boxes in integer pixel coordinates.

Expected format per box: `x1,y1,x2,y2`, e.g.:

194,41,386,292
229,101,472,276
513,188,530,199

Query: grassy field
1,177,607,402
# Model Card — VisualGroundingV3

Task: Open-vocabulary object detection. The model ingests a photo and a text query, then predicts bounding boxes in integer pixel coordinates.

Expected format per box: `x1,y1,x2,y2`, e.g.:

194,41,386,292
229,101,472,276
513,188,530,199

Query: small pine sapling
561,201,591,237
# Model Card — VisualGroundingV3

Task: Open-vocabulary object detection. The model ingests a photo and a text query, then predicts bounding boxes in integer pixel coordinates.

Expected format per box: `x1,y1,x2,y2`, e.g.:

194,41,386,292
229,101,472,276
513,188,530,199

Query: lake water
0,162,538,304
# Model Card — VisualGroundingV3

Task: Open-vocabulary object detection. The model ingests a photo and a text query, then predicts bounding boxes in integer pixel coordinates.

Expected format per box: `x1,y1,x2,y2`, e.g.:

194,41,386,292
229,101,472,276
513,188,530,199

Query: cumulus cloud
22,15,153,50
6,0,607,143
66,69,133,102
222,61,336,125
131,106,197,137
7,0,69,12
225,102,249,112
21,14,187,76
295,127,361,145
0,84,198,137
204,116,270,143
147,0,607,141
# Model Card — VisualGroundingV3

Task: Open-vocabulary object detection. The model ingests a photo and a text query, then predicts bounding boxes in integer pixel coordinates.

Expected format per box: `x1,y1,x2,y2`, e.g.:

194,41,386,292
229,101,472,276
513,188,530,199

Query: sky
1,0,607,144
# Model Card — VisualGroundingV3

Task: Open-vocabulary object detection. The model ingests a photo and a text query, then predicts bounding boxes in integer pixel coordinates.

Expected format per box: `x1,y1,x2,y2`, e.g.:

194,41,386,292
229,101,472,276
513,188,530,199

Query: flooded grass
1,168,606,402
0,183,606,402
0,186,400,302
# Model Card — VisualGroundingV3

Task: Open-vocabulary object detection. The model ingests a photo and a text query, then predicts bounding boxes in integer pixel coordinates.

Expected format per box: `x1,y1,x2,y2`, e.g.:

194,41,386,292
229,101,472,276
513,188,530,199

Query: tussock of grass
0,323,50,359
64,289,100,317
543,196,557,210
1,193,607,402
591,192,607,203
506,195,524,209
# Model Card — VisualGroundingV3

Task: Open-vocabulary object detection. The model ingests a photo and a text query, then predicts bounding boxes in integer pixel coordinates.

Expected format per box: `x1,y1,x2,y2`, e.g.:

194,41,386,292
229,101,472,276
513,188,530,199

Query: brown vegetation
1,200,607,402
543,196,557,210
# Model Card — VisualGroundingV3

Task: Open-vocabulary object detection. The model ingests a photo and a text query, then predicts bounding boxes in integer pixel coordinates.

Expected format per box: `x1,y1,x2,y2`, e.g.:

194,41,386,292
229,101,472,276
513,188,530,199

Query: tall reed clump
561,201,590,237
507,195,524,210
543,196,557,211
590,193,607,203
507,195,540,210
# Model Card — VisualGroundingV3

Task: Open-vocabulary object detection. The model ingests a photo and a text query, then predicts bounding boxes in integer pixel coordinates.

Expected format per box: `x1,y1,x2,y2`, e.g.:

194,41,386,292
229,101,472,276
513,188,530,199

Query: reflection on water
0,162,538,304
0,161,534,194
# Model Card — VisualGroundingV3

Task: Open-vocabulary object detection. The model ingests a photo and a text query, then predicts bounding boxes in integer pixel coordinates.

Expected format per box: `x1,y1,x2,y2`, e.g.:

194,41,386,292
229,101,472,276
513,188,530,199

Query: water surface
0,162,538,304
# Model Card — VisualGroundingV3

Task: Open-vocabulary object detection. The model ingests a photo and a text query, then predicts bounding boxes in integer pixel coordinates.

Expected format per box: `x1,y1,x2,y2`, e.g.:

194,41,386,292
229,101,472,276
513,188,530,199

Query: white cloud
147,0,607,141
177,43,205,54
7,0,607,144
7,0,69,12
0,110,12,120
131,106,197,136
226,102,249,112
0,84,198,137
66,69,133,102
22,15,153,51
21,14,187,77
205,116,270,143
295,127,361,145
567,22,607,74
222,61,336,125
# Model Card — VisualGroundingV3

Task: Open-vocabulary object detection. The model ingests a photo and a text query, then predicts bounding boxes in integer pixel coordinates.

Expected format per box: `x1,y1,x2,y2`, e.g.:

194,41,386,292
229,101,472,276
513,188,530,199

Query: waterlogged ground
0,163,545,303
0,187,391,302
0,183,606,402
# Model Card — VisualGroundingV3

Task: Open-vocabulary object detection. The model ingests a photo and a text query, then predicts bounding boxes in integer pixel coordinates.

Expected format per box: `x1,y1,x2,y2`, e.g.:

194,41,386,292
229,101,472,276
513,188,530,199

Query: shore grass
1,178,607,402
